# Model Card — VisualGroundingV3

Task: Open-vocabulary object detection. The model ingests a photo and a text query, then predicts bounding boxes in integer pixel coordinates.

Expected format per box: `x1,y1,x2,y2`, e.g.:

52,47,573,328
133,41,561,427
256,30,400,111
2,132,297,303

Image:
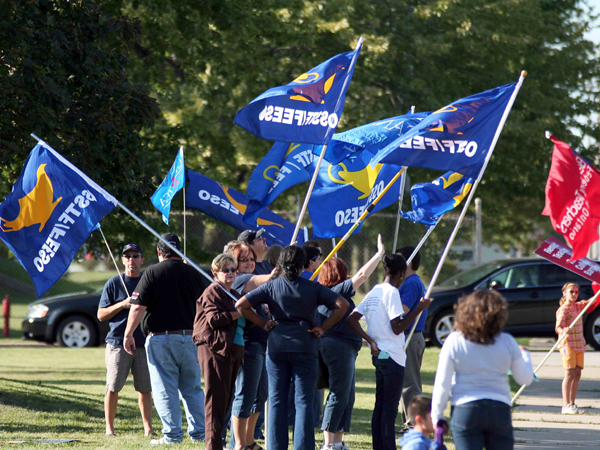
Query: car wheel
56,315,98,348
430,309,455,348
584,309,600,351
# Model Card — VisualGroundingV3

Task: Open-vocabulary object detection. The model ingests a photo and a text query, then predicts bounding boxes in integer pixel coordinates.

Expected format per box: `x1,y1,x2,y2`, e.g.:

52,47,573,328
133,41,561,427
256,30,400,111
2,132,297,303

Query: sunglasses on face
123,254,142,259
219,268,237,274
311,253,323,261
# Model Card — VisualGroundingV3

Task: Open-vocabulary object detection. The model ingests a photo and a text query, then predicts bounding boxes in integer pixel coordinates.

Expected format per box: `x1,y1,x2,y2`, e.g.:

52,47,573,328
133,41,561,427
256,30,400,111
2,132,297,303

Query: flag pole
98,225,130,297
402,220,442,350
404,70,528,348
181,147,187,257
392,167,408,251
310,166,407,280
290,37,364,245
290,147,327,244
332,238,338,257
511,289,600,406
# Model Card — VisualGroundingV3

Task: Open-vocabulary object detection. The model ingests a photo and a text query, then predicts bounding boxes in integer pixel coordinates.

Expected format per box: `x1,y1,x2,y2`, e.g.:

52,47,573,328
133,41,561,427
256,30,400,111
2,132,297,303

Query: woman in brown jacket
193,253,245,450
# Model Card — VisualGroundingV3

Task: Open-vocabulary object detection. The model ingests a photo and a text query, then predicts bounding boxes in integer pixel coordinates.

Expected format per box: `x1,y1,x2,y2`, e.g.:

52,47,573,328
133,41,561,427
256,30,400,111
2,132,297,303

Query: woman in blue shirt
317,234,385,450
236,246,349,450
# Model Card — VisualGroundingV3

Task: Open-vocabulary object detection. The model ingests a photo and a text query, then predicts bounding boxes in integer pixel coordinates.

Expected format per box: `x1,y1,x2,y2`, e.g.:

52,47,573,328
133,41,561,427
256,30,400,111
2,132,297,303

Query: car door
541,263,594,326
484,263,545,326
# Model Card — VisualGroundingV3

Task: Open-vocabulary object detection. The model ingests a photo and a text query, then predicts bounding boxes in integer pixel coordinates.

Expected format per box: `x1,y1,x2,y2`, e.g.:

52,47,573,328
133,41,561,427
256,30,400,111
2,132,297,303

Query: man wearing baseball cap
98,243,154,437
124,233,207,444
237,228,273,275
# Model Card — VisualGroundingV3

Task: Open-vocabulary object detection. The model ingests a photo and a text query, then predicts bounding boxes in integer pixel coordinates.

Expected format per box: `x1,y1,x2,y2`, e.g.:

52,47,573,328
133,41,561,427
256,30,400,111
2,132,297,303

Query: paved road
512,339,600,449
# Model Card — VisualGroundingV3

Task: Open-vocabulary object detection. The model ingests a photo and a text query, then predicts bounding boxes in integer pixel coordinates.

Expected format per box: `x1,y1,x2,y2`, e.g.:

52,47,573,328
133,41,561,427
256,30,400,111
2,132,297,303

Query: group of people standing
97,227,552,450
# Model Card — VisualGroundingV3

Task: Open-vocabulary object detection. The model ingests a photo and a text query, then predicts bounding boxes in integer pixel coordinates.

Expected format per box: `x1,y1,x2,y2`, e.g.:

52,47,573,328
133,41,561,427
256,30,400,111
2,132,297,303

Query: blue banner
401,171,474,227
243,141,317,226
313,111,431,164
151,148,185,225
308,152,403,238
234,41,362,145
0,142,117,297
371,83,517,177
186,170,304,246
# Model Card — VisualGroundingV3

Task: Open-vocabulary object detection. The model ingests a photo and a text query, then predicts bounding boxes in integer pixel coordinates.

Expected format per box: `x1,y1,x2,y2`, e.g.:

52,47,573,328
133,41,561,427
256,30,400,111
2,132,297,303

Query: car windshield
438,261,506,289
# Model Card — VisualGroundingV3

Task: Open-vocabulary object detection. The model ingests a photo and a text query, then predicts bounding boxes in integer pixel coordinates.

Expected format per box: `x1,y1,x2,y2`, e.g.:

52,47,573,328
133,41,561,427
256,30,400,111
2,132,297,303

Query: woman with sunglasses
193,253,245,450
228,243,273,450
316,234,385,450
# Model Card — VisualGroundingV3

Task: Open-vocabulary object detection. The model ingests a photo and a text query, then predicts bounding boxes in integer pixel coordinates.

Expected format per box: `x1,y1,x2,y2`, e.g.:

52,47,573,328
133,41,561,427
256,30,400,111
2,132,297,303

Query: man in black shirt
124,233,207,445
238,228,273,275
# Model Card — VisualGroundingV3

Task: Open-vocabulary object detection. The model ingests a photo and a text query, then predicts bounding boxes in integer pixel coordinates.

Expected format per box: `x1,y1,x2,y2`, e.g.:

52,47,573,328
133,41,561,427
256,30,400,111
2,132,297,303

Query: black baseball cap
122,243,143,255
237,228,265,245
157,233,181,251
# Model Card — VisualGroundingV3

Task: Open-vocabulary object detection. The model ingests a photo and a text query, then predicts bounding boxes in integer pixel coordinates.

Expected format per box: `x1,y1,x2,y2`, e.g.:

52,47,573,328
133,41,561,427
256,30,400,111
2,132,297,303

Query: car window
543,264,588,286
438,261,506,288
487,264,540,289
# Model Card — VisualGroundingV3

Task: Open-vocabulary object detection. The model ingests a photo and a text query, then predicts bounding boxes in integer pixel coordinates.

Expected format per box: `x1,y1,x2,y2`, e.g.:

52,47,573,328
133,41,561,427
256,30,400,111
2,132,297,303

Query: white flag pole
290,37,364,244
98,225,130,298
392,167,408,251
181,147,187,257
404,71,528,348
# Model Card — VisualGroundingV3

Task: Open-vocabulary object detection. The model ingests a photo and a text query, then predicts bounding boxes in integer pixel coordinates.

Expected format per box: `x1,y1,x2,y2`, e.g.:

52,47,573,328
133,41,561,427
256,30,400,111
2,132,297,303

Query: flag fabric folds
401,171,474,227
0,142,117,297
313,111,431,164
243,141,317,227
307,152,403,238
186,169,305,246
151,148,185,225
542,135,600,261
234,40,362,145
371,83,517,177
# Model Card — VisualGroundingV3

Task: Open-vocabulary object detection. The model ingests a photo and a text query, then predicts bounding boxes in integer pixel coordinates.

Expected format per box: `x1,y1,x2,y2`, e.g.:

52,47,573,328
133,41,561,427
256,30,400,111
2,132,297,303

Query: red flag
542,135,600,260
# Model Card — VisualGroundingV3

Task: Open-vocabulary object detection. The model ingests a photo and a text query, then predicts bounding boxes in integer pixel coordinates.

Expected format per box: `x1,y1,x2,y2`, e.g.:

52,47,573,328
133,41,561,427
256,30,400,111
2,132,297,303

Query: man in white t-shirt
347,254,431,450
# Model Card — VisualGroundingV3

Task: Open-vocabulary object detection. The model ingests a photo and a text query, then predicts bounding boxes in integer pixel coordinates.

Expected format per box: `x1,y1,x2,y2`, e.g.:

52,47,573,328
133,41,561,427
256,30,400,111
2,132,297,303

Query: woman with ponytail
347,254,431,450
236,245,349,450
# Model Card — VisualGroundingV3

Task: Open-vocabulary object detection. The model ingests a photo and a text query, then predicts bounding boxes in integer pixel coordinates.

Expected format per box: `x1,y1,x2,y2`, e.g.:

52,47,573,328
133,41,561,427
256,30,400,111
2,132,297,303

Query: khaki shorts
560,346,584,370
105,343,151,393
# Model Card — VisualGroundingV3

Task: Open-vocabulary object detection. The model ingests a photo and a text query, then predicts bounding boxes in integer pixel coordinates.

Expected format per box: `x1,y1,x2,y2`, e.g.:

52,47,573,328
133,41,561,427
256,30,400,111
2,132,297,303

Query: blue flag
400,171,474,227
234,40,362,145
186,170,305,246
371,83,517,177
313,111,431,164
151,148,185,225
0,142,117,297
308,152,404,239
243,141,318,226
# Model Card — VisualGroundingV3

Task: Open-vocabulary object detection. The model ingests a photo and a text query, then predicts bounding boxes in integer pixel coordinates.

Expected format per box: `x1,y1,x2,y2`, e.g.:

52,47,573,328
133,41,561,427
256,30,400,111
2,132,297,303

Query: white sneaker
341,442,351,450
561,404,576,414
150,437,180,445
571,404,585,414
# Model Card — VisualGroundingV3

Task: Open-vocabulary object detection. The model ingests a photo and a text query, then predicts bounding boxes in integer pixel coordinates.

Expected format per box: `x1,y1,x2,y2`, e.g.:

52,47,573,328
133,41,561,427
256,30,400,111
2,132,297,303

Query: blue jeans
229,342,268,448
371,356,404,450
320,337,358,433
451,399,514,450
267,352,317,450
146,334,205,443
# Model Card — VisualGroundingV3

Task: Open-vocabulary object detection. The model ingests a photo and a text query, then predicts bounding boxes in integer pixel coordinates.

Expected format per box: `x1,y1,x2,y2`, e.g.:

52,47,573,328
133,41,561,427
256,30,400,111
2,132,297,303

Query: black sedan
425,258,600,349
22,290,109,348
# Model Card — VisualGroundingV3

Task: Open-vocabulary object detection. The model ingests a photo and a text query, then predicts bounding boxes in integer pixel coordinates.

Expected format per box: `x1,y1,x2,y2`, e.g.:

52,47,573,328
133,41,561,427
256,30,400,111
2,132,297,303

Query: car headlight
27,304,49,319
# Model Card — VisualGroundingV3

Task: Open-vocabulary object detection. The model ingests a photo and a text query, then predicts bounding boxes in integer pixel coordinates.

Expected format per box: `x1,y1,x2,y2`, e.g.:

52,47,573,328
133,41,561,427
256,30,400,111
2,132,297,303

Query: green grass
0,345,456,449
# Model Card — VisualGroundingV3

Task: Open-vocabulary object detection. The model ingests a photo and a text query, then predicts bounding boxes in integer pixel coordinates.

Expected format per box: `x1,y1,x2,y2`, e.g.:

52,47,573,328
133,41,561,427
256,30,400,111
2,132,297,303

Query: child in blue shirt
398,396,445,450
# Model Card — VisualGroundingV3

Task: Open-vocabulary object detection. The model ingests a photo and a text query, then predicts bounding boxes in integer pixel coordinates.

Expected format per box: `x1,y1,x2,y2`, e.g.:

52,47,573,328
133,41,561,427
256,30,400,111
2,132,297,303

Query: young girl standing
556,282,599,415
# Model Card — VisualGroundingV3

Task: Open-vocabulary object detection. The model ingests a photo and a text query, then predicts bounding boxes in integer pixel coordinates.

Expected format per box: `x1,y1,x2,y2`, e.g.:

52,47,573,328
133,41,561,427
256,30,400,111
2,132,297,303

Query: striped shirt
555,301,591,353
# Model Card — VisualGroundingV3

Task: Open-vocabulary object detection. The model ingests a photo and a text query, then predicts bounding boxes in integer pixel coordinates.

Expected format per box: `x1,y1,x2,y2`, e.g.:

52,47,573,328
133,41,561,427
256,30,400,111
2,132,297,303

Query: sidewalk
512,339,600,449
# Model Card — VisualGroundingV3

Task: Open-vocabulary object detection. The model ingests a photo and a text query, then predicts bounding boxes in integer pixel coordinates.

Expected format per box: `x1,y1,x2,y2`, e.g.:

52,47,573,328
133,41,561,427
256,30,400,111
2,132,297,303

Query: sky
587,0,600,44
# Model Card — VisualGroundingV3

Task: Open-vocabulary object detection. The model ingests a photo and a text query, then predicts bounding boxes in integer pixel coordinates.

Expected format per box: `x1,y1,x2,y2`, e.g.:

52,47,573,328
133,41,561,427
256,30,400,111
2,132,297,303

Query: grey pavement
512,339,600,449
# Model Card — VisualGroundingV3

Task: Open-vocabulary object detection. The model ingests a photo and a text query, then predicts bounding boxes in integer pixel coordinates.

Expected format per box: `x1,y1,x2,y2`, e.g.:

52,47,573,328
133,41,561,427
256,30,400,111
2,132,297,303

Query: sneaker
320,445,336,450
571,404,585,414
561,404,576,414
150,437,180,445
340,441,351,450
